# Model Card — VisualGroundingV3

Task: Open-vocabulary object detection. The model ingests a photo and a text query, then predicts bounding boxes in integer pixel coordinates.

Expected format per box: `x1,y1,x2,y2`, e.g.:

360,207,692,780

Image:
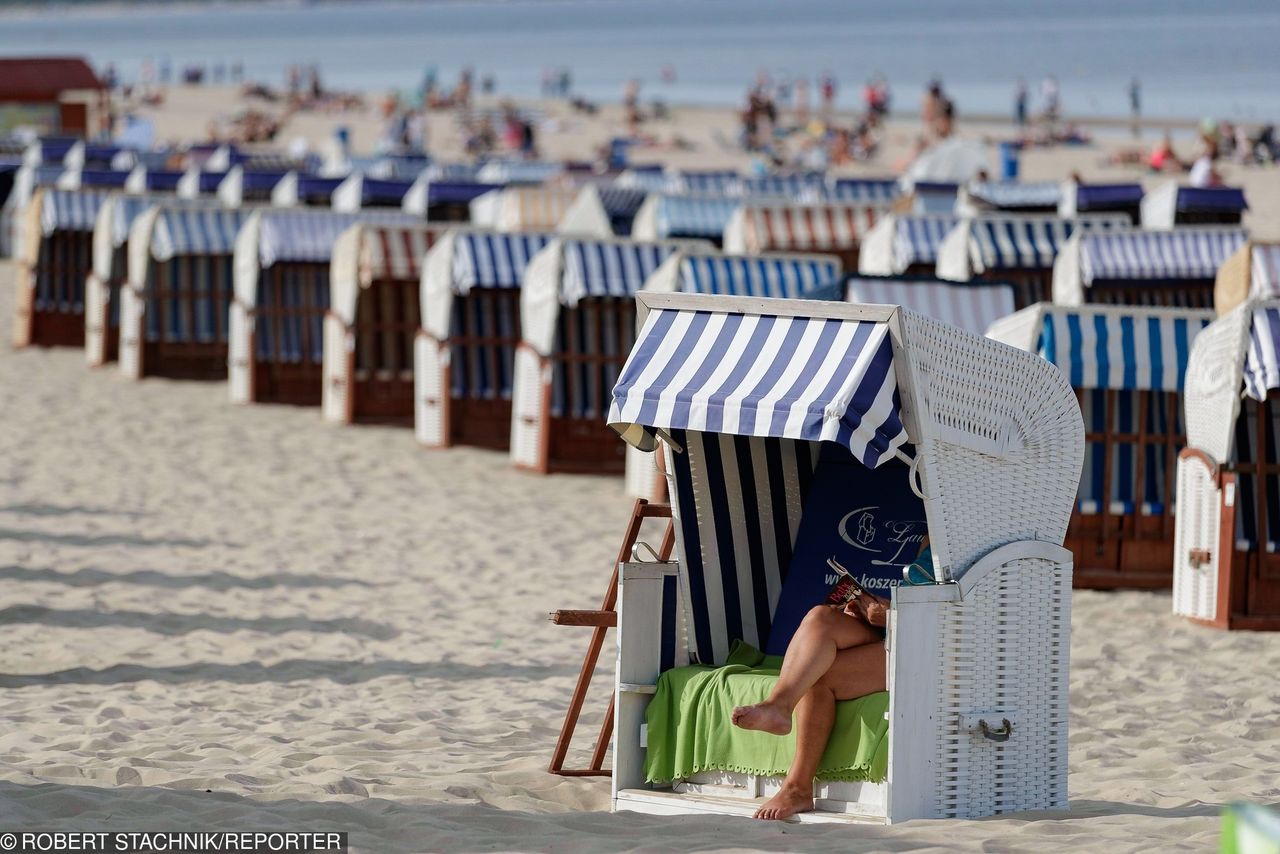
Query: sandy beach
0,241,1278,854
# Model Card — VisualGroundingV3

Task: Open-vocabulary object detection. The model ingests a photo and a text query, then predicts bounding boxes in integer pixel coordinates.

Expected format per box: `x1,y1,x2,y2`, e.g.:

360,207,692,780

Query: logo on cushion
839,506,927,570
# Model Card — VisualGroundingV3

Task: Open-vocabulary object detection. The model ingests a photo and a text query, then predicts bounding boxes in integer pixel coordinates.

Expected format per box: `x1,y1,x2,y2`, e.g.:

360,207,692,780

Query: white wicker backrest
1184,301,1256,463
896,309,1084,577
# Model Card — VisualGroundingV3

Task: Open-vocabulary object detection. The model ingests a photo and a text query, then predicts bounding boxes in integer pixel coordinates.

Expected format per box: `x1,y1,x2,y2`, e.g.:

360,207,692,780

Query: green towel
644,640,889,784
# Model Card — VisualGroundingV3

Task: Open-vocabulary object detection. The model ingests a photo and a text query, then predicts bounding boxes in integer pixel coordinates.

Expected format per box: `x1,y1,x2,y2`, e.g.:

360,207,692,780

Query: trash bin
998,141,1019,181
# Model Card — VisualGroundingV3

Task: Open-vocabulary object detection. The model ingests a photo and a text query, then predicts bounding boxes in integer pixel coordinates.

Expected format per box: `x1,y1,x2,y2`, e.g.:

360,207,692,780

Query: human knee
801,604,839,629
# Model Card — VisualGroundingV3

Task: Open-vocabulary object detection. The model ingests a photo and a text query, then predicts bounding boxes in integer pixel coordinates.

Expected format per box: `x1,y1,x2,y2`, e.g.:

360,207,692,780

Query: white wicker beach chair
415,227,553,449
322,222,438,424
117,203,249,381
1173,299,1280,630
989,302,1213,588
1052,226,1247,310
1213,241,1280,318
609,292,1082,823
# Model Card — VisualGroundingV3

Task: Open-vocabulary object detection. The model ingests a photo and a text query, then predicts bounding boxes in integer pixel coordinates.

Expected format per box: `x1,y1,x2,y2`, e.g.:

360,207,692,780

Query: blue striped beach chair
322,222,440,424
937,213,1129,308
1175,300,1280,630
118,204,249,380
230,208,421,406
1054,226,1247,309
630,194,742,247
509,237,707,473
609,292,1081,822
857,213,958,277
845,275,1016,337
989,302,1212,588
13,187,108,348
1141,181,1247,229
1058,181,1144,225
416,227,553,449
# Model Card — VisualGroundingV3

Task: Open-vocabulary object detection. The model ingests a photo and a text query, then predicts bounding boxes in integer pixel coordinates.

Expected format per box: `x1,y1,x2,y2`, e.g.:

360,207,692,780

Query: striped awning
454,231,552,291
970,215,1125,271
425,162,482,182
656,195,742,239
475,160,563,184
829,178,900,203
1080,229,1247,284
843,276,1014,337
259,210,420,267
1176,186,1247,213
561,239,679,304
967,181,1062,209
679,170,742,196
40,189,108,235
614,168,679,193
360,224,438,282
151,208,249,260
597,186,648,220
1035,306,1211,392
111,195,161,247
1251,245,1280,299
678,254,841,298
741,202,880,252
741,173,825,200
894,215,957,269
1244,306,1280,401
609,305,908,468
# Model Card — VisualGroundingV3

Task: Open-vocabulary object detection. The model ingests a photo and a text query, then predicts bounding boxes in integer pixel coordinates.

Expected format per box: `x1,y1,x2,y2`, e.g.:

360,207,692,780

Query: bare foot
730,701,792,736
753,784,815,820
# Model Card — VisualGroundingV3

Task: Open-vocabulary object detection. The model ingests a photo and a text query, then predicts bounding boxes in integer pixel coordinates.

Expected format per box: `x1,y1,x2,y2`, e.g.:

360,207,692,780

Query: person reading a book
730,558,894,821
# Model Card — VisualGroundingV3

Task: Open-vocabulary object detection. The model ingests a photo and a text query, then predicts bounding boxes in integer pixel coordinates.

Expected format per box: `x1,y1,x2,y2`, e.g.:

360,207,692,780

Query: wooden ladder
547,499,674,777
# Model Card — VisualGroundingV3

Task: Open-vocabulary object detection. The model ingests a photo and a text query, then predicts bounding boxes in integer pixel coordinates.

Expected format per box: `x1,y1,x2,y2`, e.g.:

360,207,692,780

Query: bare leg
732,605,880,736
753,641,887,820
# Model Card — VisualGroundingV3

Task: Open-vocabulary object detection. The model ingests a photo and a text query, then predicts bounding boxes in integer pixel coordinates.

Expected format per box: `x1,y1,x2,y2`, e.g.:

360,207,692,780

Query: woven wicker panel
1183,304,1251,463
1172,455,1221,620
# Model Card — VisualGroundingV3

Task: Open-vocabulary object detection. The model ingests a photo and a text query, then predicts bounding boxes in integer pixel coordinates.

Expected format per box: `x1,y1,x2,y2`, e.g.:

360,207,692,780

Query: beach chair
609,292,1081,822
1058,181,1144,225
955,181,1062,216
1141,182,1247,229
1053,227,1247,309
827,178,900,205
1212,241,1280,318
119,204,249,380
216,166,288,206
723,200,883,271
330,175,415,212
322,222,439,424
230,208,421,407
416,228,553,449
1,164,64,259
845,275,1016,337
1173,300,1280,630
176,168,229,200
856,214,957,277
560,185,650,238
469,185,578,232
989,303,1212,588
630,194,742,247
400,176,500,222
270,174,347,208
621,250,845,499
936,213,1129,309
509,237,707,474
12,187,109,348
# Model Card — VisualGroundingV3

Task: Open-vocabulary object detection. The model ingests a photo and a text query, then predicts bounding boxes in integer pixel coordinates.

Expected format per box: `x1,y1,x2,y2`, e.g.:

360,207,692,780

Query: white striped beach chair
118,204,250,380
1174,299,1280,630
936,213,1129,308
1053,226,1247,310
230,208,421,407
609,292,1081,822
12,187,110,349
857,213,957,277
955,181,1062,216
323,222,440,424
1212,241,1280,318
559,184,650,239
509,237,708,473
845,275,1016,337
989,303,1212,588
416,227,553,450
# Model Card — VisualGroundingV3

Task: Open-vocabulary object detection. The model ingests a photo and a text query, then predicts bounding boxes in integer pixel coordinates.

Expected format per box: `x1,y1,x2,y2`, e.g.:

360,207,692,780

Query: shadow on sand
0,564,378,590
0,605,399,640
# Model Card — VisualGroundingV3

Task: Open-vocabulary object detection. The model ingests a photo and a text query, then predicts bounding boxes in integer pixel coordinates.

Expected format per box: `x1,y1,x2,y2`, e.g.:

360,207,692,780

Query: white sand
1,258,1279,851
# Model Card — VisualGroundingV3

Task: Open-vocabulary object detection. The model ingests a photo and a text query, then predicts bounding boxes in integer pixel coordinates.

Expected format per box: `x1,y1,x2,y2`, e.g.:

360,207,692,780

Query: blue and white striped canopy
967,181,1062,209
597,186,648,220
259,210,419,267
151,208,249,261
561,239,680,305
425,162,482,182
829,178,900,204
40,189,108,235
111,195,160,247
741,173,825,200
971,215,1124,270
679,170,742,195
475,160,563,184
1245,306,1280,401
677,254,841,298
609,305,908,468
655,195,742,239
1036,307,1211,392
1080,229,1247,284
454,231,552,291
895,215,957,269
615,167,679,193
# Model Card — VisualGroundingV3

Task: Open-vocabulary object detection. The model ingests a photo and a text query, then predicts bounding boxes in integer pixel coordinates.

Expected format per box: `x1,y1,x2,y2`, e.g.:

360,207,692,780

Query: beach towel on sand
644,640,889,784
